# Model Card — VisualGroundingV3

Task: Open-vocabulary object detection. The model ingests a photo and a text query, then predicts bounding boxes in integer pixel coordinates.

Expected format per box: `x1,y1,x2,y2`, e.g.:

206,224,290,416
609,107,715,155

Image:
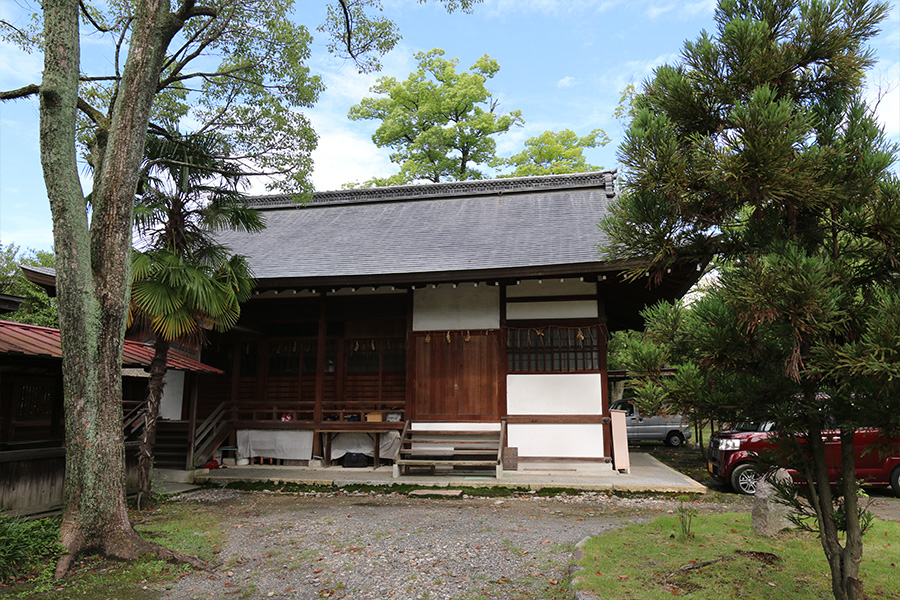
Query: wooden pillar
186,373,199,470
313,292,326,457
404,288,415,421
498,282,508,420
229,342,240,445
597,285,612,460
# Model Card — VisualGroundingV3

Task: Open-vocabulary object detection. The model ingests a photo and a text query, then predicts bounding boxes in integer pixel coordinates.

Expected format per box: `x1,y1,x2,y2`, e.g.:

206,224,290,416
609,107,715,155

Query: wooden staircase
155,420,190,469
392,422,504,478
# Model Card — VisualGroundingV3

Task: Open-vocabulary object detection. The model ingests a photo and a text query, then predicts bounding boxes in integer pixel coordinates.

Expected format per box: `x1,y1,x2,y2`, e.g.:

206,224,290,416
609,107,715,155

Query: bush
0,515,61,581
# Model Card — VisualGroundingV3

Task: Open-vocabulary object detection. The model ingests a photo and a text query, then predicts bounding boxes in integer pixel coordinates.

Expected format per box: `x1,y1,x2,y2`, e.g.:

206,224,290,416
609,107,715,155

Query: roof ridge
247,170,617,210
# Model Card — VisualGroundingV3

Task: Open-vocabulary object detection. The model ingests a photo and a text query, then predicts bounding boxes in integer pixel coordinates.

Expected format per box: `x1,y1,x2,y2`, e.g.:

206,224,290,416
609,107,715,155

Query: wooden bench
392,422,504,478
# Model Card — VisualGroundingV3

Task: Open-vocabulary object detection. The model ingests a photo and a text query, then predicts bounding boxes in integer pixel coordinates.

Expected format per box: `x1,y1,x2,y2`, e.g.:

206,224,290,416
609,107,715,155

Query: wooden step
392,421,505,479
402,439,500,446
396,459,498,467
400,449,498,456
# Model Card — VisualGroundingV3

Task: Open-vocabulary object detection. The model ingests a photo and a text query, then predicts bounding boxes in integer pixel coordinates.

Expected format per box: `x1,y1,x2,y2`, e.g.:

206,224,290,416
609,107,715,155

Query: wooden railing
122,402,147,444
191,401,233,468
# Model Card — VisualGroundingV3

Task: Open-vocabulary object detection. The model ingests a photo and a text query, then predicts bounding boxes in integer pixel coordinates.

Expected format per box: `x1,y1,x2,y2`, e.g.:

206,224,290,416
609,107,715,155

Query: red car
707,422,900,496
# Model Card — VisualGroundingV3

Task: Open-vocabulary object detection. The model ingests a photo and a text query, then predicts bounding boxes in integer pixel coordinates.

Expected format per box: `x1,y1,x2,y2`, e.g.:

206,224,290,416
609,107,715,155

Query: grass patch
576,512,900,599
0,515,62,583
221,480,537,498
1,503,225,600
534,486,580,497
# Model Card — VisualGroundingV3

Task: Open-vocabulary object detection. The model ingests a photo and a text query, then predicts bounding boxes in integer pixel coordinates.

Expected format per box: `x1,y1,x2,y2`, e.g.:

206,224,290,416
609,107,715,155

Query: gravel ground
157,489,754,600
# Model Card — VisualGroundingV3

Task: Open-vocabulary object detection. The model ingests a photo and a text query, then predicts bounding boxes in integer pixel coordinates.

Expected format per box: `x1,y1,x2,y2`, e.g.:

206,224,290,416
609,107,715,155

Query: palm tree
130,128,263,507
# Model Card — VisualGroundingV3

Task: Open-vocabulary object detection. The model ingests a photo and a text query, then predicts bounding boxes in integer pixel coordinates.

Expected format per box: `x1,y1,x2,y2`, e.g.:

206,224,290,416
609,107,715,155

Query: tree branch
0,84,40,101
174,0,218,21
77,97,108,127
338,0,357,60
79,0,119,33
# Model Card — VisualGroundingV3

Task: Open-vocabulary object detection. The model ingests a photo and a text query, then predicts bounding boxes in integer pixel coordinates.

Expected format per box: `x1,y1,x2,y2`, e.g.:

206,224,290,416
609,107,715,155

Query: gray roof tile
215,171,616,281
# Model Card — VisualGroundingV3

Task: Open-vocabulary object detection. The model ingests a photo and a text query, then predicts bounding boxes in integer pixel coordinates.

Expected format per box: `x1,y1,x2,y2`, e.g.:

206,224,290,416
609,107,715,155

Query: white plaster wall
507,424,605,458
413,284,500,331
507,374,603,414
507,279,597,298
506,300,598,320
159,370,185,420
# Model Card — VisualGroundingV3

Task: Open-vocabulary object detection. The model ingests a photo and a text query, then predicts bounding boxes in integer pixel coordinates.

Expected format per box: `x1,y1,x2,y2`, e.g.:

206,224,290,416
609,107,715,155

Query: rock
752,468,795,537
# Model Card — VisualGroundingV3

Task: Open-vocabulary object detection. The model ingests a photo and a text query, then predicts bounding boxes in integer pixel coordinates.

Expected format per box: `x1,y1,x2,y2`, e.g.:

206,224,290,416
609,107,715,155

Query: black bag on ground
342,452,368,468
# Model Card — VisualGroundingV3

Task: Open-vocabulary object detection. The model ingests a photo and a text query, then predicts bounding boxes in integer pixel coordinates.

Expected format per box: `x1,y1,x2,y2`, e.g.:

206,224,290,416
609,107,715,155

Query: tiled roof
216,171,617,281
0,320,222,373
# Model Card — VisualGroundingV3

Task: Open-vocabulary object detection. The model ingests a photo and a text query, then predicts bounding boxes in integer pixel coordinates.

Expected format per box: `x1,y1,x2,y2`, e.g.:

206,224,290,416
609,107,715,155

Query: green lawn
575,511,900,599
1,503,225,600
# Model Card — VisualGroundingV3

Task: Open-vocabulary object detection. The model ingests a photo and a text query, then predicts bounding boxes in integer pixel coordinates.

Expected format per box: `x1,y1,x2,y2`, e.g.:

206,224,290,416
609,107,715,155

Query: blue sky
1,0,898,252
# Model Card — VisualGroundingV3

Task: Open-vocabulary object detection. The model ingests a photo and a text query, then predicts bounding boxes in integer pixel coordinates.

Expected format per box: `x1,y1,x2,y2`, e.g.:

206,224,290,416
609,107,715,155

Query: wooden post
313,292,326,458
597,286,612,461
229,342,240,446
186,374,198,470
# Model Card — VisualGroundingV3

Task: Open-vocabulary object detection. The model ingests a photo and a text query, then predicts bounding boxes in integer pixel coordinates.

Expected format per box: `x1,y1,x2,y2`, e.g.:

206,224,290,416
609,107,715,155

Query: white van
610,399,692,447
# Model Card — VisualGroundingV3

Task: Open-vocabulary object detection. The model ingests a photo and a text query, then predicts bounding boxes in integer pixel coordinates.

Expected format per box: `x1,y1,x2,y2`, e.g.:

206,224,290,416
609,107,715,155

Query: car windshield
736,421,777,432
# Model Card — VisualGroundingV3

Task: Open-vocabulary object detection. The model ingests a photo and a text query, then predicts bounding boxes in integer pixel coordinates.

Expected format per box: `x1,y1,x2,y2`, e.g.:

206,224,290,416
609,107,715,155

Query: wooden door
412,330,501,421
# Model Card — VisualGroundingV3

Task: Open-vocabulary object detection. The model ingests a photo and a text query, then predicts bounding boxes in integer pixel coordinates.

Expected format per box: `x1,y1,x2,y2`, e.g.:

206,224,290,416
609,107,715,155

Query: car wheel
891,465,900,498
730,463,760,495
665,431,685,447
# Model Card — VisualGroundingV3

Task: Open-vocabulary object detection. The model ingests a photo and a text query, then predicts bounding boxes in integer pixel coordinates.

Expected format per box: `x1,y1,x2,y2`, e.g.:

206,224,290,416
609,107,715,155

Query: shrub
0,515,62,581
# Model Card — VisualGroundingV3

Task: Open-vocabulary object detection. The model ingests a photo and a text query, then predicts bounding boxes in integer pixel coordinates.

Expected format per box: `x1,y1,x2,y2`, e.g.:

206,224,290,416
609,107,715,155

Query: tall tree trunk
137,337,170,509
806,428,864,600
40,0,205,577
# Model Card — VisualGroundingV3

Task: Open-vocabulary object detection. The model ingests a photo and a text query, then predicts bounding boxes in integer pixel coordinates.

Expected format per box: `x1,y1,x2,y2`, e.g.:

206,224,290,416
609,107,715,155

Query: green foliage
0,243,57,327
2,503,224,598
6,1,487,196
606,329,642,371
599,0,898,596
770,474,877,538
318,0,481,73
494,128,609,177
677,500,698,538
0,516,61,582
131,129,260,344
348,48,524,185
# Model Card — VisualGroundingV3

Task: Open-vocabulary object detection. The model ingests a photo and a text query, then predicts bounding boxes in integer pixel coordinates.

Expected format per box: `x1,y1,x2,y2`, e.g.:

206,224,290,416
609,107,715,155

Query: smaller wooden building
0,320,220,514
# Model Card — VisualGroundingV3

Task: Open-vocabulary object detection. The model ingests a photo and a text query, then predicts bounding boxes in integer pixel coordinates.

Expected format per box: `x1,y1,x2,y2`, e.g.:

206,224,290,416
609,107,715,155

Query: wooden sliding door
412,330,501,421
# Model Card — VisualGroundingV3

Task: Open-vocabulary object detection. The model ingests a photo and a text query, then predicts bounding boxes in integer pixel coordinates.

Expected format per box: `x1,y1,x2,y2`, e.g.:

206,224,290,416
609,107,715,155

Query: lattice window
239,342,258,377
507,325,600,373
268,339,317,375
15,381,54,421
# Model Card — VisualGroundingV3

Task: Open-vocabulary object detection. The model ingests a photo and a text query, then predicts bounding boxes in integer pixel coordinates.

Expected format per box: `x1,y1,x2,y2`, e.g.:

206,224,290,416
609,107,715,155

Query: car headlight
718,439,741,451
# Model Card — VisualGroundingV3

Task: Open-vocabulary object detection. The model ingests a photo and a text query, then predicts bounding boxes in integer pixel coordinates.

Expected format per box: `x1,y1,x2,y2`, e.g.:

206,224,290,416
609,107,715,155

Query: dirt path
155,484,899,600
159,490,750,600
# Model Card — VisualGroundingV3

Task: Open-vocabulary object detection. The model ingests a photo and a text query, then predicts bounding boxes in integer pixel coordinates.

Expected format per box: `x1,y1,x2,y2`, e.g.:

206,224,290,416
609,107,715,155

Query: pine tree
601,1,899,598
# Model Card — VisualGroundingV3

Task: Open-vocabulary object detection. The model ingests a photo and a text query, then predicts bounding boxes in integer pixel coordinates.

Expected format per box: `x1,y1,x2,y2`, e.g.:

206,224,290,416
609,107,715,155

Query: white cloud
480,0,622,18
306,113,394,190
679,0,717,19
557,76,577,89
619,53,679,81
291,46,423,190
646,3,676,19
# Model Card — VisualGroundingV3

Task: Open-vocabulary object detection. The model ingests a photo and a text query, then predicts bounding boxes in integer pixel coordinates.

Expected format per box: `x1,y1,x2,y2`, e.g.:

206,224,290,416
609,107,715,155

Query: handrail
122,403,148,443
194,401,227,443
122,402,147,430
393,420,411,463
191,401,232,468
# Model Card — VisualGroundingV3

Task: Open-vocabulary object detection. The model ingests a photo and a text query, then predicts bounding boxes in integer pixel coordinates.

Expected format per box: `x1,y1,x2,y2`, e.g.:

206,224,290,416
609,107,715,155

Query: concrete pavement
158,451,706,495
